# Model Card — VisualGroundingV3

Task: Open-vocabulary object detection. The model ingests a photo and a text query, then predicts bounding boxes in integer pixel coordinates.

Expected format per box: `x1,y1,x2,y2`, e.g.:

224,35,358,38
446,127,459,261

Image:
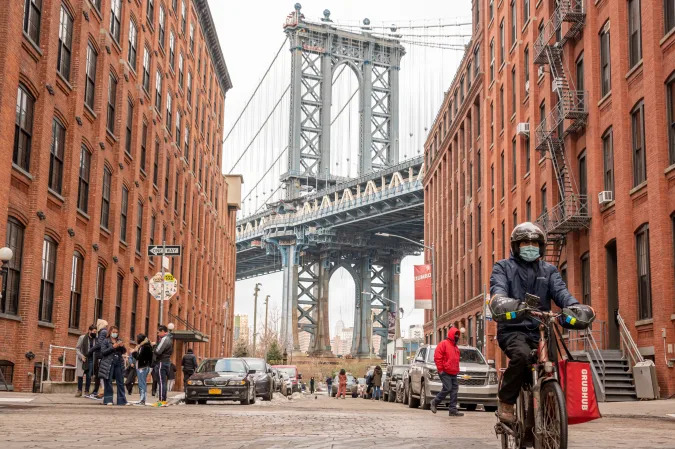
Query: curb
601,413,674,422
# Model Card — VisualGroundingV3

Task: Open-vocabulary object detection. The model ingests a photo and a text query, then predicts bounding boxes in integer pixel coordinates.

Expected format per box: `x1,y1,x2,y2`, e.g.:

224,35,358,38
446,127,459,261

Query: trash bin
633,360,659,399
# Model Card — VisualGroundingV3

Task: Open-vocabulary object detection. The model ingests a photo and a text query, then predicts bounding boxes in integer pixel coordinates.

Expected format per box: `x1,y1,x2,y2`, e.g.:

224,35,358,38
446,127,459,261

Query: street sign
147,245,181,256
149,271,178,301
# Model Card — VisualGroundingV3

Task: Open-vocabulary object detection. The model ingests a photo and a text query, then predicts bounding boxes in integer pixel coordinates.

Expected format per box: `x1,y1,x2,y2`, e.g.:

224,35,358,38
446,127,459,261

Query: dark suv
383,365,408,402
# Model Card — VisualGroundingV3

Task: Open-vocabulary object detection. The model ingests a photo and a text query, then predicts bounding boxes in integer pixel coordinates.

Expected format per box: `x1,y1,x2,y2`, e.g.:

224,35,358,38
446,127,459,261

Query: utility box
633,360,659,399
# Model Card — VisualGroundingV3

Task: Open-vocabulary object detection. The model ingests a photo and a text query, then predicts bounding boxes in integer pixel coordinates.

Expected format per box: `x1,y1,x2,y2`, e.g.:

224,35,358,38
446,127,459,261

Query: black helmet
510,222,546,258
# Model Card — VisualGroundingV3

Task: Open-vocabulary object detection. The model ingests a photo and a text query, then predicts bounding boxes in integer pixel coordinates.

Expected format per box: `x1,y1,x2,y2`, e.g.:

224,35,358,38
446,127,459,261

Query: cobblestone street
1,393,673,448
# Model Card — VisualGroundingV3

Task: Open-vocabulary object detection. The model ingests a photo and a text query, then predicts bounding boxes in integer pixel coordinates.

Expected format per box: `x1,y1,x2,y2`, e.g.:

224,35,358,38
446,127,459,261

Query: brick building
424,0,675,396
0,0,241,392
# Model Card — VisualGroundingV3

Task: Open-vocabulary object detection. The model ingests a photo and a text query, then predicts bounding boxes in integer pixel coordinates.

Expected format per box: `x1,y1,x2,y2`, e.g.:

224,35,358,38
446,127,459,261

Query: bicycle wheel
536,381,568,449
500,392,525,449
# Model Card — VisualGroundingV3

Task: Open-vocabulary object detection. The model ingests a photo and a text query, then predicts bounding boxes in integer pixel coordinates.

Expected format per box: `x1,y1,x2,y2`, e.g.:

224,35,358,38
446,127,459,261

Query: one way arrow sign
147,245,181,256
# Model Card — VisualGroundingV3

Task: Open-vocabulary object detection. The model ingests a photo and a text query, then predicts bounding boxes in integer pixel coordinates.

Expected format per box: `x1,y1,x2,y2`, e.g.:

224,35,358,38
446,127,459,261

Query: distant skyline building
234,315,250,343
331,326,354,356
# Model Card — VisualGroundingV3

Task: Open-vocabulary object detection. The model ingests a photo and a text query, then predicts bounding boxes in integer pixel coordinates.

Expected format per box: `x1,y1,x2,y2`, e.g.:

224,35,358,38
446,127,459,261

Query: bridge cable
222,36,289,145
241,146,289,203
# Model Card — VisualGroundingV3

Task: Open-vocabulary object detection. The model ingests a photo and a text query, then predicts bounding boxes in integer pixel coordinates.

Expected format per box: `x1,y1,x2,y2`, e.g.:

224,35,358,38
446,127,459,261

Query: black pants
158,362,169,402
498,332,538,404
92,358,101,394
433,372,459,413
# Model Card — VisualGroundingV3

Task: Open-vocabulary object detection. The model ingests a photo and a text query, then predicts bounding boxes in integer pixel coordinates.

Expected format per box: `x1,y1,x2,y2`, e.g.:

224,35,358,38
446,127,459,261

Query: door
412,348,426,394
606,240,620,349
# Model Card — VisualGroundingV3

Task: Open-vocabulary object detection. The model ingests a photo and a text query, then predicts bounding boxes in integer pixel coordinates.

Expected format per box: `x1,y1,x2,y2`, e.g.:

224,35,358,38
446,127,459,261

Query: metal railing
565,320,607,400
41,345,78,392
617,312,644,367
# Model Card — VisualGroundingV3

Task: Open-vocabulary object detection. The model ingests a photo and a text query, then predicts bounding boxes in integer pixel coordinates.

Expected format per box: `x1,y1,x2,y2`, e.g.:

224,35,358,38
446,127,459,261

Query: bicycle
494,307,568,449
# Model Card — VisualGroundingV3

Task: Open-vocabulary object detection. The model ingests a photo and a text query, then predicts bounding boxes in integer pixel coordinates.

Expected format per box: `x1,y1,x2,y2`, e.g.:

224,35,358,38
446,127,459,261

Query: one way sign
147,245,181,256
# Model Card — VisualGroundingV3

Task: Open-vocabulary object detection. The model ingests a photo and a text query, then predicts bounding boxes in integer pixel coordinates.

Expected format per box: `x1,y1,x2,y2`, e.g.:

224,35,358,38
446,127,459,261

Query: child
337,369,347,399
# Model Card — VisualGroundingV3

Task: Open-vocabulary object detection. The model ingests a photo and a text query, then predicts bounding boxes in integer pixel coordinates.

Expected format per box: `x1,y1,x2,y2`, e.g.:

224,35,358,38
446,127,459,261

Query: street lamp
375,232,438,345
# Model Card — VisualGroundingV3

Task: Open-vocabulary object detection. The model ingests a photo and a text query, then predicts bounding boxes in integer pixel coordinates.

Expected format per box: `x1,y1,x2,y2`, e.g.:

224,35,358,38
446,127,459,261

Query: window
511,138,517,187
150,214,156,246
501,221,506,258
541,184,547,214
147,0,154,25
115,274,123,328
181,0,186,34
579,151,587,209
140,121,148,171
631,100,646,186
172,0,177,11
576,53,584,103
525,131,531,173
125,100,133,156
474,45,480,76
189,23,195,53
499,86,504,130
68,252,84,329
166,92,172,131
667,0,675,34
130,283,138,339
628,0,642,67
490,102,494,143
539,100,545,130
142,48,151,93
158,5,165,48
128,20,137,69
2,218,24,316
23,0,42,45
477,150,482,188
489,0,494,20
120,186,129,242
667,74,675,165
178,53,184,88
523,0,530,24
110,0,122,42
48,118,66,194
100,166,111,228
155,70,162,110
106,73,117,133
491,229,495,265
136,201,143,253
490,163,495,208
499,19,505,64
477,204,482,243
57,6,73,80
524,47,530,90
0,361,14,387
77,146,91,213
183,182,188,222
169,31,175,69
174,172,180,213
13,85,34,171
94,264,105,322
600,22,611,97
175,110,181,145
489,39,495,82
580,252,591,305
526,198,531,222
165,156,170,200
39,236,57,323
511,67,516,114
500,151,505,198
635,224,652,319
510,0,516,45
184,126,190,159
153,139,159,186
469,214,473,248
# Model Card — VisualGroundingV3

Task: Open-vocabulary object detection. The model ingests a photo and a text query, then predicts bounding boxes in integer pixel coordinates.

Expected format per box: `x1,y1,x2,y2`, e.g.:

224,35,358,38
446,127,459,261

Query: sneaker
449,411,464,417
75,391,82,397
134,401,146,406
430,400,437,414
498,401,517,424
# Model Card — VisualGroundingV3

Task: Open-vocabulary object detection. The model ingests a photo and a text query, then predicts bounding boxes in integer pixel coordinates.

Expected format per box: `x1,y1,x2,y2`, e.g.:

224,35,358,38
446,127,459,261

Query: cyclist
489,222,580,424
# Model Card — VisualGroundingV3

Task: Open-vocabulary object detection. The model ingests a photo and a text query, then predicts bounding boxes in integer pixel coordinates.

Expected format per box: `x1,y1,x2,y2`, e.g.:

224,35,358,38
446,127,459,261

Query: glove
489,295,528,323
559,304,596,329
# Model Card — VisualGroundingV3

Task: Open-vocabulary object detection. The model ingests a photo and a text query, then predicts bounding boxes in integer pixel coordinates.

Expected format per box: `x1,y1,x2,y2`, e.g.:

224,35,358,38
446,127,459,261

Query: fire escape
533,0,589,266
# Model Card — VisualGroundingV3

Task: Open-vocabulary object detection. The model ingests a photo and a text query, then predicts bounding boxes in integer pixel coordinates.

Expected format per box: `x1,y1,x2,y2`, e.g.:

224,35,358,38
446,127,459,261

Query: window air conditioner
517,123,530,137
598,191,613,205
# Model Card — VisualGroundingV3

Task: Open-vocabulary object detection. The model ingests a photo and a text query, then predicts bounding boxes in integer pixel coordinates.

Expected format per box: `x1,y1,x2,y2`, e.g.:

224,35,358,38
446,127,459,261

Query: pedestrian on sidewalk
87,319,109,399
75,325,96,397
430,327,464,417
153,325,173,406
181,348,198,391
309,377,315,394
337,369,347,399
167,362,177,392
131,333,153,405
372,365,383,400
100,325,127,406
124,353,137,395
325,375,333,396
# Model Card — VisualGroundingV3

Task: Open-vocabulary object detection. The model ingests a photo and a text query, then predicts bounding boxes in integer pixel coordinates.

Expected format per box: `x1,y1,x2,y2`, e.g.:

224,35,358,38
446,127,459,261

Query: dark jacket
434,327,460,375
87,329,108,361
153,334,173,364
490,255,579,341
181,353,198,372
168,363,177,380
98,339,126,380
132,340,154,369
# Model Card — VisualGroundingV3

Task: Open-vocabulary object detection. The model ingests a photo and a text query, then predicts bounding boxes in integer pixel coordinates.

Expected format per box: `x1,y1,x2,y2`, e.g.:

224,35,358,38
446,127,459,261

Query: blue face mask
520,245,540,262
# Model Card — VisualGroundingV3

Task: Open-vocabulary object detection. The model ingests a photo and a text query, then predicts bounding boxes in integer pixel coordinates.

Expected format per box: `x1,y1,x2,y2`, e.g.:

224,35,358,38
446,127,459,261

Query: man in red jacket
430,327,464,416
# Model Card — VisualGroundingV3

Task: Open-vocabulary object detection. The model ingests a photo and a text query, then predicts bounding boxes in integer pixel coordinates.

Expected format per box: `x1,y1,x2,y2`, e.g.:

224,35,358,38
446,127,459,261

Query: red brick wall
0,0,236,392
424,0,675,396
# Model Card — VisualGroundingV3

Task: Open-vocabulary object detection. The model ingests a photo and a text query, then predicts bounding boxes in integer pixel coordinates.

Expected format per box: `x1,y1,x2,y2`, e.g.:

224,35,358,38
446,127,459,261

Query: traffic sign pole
160,240,165,325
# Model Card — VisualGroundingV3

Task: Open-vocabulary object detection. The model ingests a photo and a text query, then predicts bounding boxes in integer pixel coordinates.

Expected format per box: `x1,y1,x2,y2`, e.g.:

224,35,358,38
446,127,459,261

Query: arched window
39,236,58,323
635,224,652,319
69,251,84,329
2,218,24,316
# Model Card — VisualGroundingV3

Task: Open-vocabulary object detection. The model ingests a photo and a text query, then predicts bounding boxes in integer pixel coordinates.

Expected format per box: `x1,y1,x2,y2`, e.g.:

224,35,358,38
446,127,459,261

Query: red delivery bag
558,359,602,424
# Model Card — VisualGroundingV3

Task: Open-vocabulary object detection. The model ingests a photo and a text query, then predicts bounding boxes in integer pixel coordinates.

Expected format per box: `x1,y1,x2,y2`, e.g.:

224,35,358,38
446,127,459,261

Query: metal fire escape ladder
533,0,589,267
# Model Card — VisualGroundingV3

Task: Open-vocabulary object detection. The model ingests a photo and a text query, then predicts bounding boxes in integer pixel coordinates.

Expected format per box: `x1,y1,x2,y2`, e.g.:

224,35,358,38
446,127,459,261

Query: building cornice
192,0,233,94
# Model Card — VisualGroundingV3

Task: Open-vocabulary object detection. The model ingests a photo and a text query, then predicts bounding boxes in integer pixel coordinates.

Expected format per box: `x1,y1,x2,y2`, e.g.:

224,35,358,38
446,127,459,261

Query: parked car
383,365,408,402
331,373,359,398
405,345,498,411
270,367,281,391
273,365,300,393
242,358,274,401
185,358,256,405
394,377,406,403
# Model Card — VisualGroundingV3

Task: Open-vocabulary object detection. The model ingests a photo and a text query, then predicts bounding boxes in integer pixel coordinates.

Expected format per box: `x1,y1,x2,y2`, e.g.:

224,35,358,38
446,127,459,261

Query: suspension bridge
226,4,472,357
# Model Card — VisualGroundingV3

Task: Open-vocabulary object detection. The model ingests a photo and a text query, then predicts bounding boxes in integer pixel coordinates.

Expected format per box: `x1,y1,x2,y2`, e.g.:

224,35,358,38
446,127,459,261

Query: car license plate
208,388,222,395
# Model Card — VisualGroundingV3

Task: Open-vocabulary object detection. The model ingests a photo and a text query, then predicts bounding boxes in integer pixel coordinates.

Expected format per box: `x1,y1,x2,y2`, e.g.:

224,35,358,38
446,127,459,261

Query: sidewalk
0,391,184,406
599,399,675,421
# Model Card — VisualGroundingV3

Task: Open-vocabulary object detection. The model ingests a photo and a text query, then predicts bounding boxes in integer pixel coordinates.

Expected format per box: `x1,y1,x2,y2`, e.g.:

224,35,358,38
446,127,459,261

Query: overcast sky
209,0,472,339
